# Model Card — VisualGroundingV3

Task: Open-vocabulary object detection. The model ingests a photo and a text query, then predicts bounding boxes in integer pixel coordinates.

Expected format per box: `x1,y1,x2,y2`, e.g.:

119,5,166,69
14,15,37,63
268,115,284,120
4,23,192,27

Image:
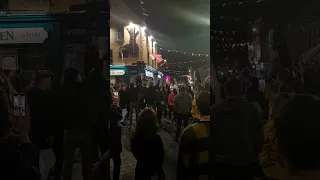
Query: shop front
144,67,164,86
110,65,128,86
0,14,61,84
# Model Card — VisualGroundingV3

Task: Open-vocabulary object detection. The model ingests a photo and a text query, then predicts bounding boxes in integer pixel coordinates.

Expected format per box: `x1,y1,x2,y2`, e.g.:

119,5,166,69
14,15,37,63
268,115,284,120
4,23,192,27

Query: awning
152,54,163,63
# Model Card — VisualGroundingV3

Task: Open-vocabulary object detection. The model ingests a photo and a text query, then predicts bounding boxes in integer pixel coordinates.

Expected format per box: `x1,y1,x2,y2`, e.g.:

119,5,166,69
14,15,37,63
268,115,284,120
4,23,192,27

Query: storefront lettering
0,28,48,44
0,31,14,41
110,70,125,76
23,32,40,38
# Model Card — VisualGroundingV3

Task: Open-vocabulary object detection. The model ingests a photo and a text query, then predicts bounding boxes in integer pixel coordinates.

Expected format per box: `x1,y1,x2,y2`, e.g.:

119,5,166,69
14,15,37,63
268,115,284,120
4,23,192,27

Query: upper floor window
0,0,8,9
116,26,124,41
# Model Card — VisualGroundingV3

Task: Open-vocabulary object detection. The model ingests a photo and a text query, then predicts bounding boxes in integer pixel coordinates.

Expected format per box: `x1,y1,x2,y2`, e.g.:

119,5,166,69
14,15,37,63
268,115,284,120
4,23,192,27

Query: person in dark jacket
118,84,128,126
162,87,169,118
57,67,92,180
144,83,157,109
211,78,263,180
174,86,192,142
127,83,139,129
109,91,123,180
26,71,55,180
131,108,165,180
156,87,165,127
0,88,41,180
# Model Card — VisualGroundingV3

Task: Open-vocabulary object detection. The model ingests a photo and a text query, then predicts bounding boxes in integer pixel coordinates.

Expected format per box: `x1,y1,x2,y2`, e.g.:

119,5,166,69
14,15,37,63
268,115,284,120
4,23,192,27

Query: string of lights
211,30,237,35
159,48,209,57
216,42,259,46
211,0,273,8
166,60,207,65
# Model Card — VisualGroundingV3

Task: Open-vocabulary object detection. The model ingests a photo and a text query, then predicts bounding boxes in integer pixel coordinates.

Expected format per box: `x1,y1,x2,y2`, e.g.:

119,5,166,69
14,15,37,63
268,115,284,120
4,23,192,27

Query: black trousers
175,113,190,140
157,105,164,125
168,106,174,120
214,163,255,180
112,152,121,180
52,131,64,180
92,126,109,162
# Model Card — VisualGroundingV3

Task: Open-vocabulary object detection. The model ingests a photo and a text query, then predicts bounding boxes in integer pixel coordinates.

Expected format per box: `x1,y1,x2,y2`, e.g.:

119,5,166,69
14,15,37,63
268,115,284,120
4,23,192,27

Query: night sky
123,0,210,54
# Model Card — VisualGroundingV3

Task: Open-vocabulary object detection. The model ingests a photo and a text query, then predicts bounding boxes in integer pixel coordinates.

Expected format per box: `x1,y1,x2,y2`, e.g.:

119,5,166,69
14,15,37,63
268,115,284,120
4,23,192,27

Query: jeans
62,129,92,180
175,114,190,140
129,101,139,125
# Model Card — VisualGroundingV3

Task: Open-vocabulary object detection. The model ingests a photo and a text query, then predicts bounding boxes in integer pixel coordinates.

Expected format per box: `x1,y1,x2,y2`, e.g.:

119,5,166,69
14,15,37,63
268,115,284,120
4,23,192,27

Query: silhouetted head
134,108,158,137
195,91,210,116
224,78,243,98
180,86,186,93
173,88,177,95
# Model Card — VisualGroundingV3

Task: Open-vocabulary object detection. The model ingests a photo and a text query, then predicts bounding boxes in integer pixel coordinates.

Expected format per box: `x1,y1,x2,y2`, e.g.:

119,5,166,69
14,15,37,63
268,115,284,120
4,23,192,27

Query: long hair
133,108,158,138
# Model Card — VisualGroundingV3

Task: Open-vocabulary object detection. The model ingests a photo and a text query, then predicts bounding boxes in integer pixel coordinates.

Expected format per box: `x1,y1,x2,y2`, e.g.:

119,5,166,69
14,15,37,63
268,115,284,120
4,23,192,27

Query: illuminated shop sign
110,70,125,76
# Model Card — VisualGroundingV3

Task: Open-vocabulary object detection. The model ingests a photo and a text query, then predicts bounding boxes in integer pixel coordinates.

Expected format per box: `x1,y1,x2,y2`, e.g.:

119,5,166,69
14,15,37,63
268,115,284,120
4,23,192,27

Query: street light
128,22,136,29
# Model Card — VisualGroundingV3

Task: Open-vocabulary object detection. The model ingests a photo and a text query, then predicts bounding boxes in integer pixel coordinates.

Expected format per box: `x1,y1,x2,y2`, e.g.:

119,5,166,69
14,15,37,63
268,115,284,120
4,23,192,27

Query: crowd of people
1,56,320,180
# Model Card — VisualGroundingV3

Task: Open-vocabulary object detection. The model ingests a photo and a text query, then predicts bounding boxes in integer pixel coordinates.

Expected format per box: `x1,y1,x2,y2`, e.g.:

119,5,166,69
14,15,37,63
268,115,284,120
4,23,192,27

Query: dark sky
123,0,210,53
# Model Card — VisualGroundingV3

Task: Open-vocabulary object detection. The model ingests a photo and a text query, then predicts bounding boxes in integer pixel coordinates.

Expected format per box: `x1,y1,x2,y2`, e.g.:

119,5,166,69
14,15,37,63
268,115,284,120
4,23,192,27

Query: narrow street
69,114,188,180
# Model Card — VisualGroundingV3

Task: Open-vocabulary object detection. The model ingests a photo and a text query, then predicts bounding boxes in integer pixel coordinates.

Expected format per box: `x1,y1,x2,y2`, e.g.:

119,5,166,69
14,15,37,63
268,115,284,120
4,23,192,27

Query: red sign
153,54,163,63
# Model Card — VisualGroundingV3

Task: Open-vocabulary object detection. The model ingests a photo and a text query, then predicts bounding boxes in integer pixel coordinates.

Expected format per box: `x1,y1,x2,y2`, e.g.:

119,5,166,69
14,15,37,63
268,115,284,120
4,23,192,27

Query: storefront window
20,47,46,70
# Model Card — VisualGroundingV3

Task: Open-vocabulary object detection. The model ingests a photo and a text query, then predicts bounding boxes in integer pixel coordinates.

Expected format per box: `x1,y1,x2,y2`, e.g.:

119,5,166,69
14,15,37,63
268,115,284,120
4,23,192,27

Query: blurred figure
274,95,320,180
109,91,123,180
162,86,169,118
191,92,200,124
211,78,263,180
168,88,177,123
58,67,92,180
156,87,165,127
177,91,211,180
174,86,192,142
27,71,54,180
128,83,139,130
260,93,292,180
131,108,165,180
145,82,157,109
118,84,128,126
0,88,41,180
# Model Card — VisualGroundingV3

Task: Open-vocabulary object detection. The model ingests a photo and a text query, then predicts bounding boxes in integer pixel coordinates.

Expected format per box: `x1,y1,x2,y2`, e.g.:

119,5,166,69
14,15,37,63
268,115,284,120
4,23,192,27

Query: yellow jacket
191,99,200,119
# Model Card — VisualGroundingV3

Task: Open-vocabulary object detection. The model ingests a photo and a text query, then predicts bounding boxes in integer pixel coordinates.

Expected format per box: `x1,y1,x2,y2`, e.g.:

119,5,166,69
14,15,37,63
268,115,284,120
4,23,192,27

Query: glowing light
149,36,153,40
128,22,136,29
252,28,257,32
142,26,146,30
154,41,157,44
